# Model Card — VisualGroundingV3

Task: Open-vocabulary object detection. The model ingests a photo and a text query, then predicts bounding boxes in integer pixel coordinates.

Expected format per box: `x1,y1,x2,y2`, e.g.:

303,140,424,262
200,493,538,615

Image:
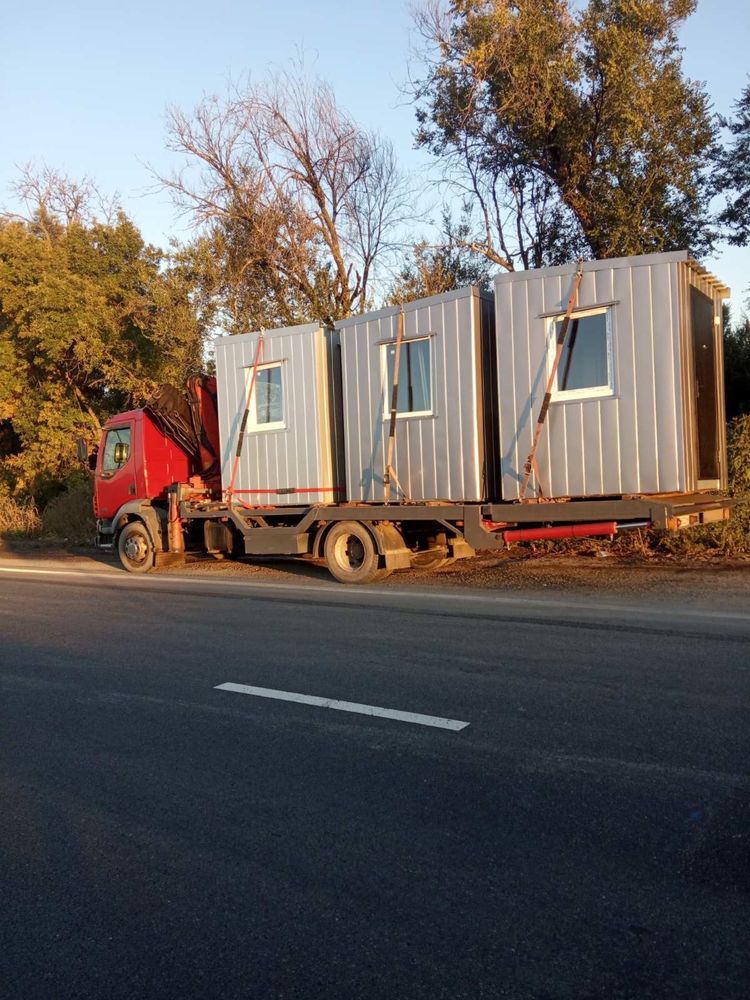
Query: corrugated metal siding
495,254,689,499
336,287,490,502
214,324,345,504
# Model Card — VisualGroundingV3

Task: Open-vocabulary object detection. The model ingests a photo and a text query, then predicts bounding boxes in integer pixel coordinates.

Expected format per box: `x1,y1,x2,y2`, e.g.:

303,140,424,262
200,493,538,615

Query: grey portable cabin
336,286,498,502
494,251,730,500
214,323,345,505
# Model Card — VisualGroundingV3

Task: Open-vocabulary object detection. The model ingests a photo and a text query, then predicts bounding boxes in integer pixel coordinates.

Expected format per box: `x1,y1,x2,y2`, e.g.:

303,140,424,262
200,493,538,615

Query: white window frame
245,360,286,432
380,336,434,419
548,306,615,402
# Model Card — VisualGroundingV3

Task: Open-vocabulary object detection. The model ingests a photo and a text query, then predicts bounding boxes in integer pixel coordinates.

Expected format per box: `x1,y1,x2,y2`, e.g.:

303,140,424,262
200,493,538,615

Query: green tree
715,81,750,247
413,0,717,268
724,305,750,420
162,66,412,329
0,171,206,494
175,222,315,337
387,209,493,303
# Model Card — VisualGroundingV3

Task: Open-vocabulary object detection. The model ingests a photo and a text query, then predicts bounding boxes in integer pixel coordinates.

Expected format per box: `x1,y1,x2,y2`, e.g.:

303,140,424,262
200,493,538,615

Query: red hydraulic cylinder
502,521,617,543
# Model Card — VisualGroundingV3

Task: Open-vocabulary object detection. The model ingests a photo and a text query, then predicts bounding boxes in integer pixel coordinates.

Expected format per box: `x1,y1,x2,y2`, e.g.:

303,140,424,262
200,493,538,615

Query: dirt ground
2,536,749,610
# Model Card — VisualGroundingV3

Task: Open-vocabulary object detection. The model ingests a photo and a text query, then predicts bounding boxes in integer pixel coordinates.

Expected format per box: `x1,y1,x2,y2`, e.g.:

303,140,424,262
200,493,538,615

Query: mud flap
371,523,412,571
448,537,475,561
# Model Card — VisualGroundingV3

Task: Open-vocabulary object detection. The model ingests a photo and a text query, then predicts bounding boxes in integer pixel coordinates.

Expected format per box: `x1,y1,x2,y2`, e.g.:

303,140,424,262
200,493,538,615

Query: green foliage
176,228,312,337
723,307,750,420
725,414,750,551
649,415,750,555
0,196,206,494
700,414,750,553
715,80,750,246
387,209,493,303
414,0,717,265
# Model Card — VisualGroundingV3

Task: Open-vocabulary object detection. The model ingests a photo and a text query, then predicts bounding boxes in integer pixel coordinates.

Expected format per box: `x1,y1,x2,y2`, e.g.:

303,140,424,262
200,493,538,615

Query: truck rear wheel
117,521,155,574
324,522,388,585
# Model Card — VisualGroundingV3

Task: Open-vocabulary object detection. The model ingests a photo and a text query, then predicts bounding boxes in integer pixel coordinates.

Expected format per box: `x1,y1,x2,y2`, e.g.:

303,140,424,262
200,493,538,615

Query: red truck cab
94,408,193,546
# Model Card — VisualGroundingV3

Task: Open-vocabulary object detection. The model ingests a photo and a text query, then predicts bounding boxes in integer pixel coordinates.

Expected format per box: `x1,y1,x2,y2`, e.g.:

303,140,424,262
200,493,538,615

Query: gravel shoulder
2,537,749,611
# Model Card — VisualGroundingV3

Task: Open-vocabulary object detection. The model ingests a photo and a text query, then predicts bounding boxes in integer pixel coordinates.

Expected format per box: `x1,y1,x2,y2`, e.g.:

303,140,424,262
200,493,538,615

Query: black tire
323,521,388,585
117,521,155,574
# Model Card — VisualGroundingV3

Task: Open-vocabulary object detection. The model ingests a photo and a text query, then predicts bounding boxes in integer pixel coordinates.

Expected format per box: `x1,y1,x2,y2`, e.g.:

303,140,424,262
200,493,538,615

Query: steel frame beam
178,494,735,553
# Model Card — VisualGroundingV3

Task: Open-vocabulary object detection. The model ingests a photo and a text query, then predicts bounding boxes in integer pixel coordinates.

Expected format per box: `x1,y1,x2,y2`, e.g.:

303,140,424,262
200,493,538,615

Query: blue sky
1,1,748,311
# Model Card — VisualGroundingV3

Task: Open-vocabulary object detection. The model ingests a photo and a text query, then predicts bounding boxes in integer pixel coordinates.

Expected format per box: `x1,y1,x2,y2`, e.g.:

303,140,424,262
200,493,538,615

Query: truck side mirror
76,437,88,463
113,442,130,466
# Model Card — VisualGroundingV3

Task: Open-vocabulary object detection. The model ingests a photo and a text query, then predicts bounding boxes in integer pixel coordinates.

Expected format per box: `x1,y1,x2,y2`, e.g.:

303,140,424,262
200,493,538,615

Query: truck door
96,423,136,520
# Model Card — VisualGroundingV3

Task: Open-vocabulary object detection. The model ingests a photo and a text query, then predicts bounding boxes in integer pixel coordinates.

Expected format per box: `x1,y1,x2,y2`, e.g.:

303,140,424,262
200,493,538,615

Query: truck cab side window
102,427,131,472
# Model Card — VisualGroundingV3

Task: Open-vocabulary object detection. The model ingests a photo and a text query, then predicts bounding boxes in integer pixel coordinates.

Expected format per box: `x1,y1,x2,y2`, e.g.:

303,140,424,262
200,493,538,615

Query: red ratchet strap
231,487,345,496
519,260,584,500
226,333,265,503
383,306,409,502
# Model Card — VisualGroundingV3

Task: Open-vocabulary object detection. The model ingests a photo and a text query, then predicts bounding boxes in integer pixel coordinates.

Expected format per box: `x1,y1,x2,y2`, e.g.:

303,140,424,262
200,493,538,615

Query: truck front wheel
324,522,387,585
117,521,155,574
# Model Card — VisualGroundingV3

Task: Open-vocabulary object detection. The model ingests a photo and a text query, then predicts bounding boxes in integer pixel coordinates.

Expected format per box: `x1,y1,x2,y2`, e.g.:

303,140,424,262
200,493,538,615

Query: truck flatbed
147,491,734,582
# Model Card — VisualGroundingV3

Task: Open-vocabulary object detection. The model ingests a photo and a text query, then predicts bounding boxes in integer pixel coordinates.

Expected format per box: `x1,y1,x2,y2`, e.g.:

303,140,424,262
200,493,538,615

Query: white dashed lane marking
215,681,470,731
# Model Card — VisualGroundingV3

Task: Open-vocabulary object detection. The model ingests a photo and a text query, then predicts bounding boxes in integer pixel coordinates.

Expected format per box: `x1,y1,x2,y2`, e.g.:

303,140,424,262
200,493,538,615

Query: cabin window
382,337,432,417
101,426,131,472
549,307,613,400
247,361,285,430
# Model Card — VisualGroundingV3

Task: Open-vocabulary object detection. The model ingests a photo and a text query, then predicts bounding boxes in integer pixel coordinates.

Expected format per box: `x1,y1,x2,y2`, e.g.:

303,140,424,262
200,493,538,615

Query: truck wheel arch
112,502,166,553
312,520,411,571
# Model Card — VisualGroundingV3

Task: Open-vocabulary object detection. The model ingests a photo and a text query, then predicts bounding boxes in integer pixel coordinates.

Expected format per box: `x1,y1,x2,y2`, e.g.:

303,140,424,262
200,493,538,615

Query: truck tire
117,521,155,574
324,521,387,585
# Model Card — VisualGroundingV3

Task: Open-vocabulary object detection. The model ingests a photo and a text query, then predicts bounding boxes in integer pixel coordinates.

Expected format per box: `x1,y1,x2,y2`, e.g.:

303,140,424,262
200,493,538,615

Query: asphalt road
0,559,748,999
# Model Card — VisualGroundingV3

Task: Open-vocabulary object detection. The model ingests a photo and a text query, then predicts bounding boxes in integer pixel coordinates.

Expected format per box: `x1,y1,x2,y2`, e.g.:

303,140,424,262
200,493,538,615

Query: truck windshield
102,427,131,472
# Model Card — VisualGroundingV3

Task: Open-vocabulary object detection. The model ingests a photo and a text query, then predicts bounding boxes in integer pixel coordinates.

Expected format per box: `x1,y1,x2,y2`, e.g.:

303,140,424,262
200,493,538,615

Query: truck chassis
103,490,734,584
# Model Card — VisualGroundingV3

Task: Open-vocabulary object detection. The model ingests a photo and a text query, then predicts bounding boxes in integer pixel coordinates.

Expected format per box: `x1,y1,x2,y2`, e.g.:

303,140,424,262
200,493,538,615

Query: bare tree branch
159,65,413,327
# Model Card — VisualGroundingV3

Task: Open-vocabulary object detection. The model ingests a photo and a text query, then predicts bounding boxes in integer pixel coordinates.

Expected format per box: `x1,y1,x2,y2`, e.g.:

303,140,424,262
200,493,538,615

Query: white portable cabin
494,251,730,500
335,286,498,502
214,323,346,505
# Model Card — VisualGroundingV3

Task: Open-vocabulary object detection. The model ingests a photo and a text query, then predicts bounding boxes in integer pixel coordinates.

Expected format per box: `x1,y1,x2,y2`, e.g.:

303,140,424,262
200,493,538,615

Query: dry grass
655,414,750,556
0,481,95,545
41,481,96,544
519,416,750,560
0,494,41,537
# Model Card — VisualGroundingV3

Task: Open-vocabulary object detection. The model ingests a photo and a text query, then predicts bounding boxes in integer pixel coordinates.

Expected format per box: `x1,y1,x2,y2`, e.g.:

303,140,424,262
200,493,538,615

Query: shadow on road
0,537,337,582
0,539,117,568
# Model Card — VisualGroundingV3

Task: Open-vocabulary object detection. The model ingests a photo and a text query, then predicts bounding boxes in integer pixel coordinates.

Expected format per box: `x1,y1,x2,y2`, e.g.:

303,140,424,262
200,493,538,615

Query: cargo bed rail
140,489,736,580
482,493,735,531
